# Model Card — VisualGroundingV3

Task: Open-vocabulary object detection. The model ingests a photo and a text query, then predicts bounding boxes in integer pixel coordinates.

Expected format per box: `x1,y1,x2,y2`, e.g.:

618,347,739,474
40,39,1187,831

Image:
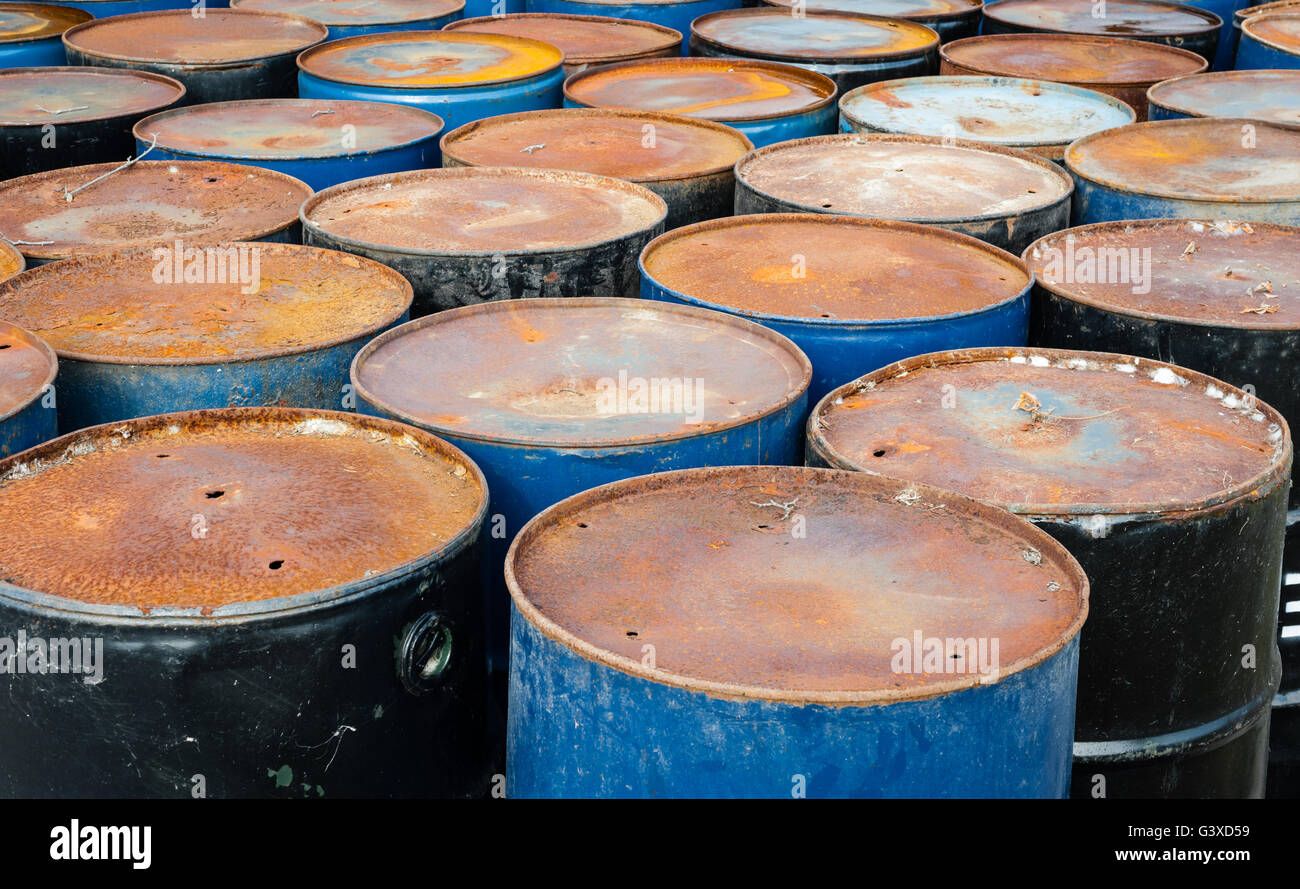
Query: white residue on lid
294,418,350,437
1149,367,1186,386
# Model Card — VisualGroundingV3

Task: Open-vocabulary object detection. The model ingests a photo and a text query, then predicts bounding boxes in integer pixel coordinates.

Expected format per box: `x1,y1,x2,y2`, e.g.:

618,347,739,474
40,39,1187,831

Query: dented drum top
0,408,487,612
0,3,89,45
0,67,184,127
1147,70,1300,125
61,9,328,66
981,0,1223,39
296,31,563,89
231,0,466,32
443,13,681,69
689,8,939,61
0,320,55,422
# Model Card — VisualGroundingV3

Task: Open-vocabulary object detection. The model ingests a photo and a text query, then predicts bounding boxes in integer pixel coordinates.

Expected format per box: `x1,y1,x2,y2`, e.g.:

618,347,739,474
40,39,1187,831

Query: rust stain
231,0,463,26
0,68,184,127
0,242,22,284
63,9,327,64
298,31,562,88
0,321,54,419
444,13,680,65
1245,11,1300,50
691,8,938,61
0,3,90,41
982,0,1219,37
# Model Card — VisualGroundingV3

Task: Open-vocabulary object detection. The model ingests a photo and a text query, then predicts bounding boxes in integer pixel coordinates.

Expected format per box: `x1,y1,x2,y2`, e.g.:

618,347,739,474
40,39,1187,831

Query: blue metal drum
760,0,983,43
0,319,57,459
466,0,522,15
640,214,1031,405
1232,1,1300,66
505,464,1088,798
1237,10,1300,66
1180,0,1249,69
0,3,86,68
1065,118,1300,226
229,0,464,39
1147,69,1300,124
9,0,225,15
135,99,443,191
526,0,741,52
297,31,564,134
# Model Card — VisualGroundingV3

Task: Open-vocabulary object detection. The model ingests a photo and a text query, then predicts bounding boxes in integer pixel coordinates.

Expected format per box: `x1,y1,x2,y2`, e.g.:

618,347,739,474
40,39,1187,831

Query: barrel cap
440,108,752,182
443,13,680,66
1243,11,1300,54
351,297,811,446
0,67,185,127
1146,70,1300,126
736,133,1072,223
0,320,55,423
0,243,412,364
136,99,444,161
0,3,90,44
1065,118,1300,204
296,30,563,89
505,464,1088,704
0,160,312,263
940,33,1208,87
808,346,1291,516
61,9,328,65
982,0,1222,37
231,0,465,26
0,240,23,284
641,214,1029,322
690,8,938,62
0,408,487,614
564,57,837,123
762,0,982,21
302,167,666,254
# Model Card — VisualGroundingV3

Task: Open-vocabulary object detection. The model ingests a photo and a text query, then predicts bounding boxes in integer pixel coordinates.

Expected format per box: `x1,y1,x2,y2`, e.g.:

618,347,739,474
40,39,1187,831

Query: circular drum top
1025,219,1300,330
353,298,809,446
0,409,486,613
444,14,681,65
0,3,90,44
506,465,1087,703
0,241,24,283
231,0,465,26
441,109,751,182
940,34,1208,85
982,0,1221,36
0,68,184,128
809,347,1290,515
0,243,412,364
642,215,1029,322
303,167,665,253
1237,0,1300,23
296,31,563,88
61,10,328,64
137,99,444,160
0,321,55,422
737,134,1071,221
762,0,982,18
564,58,837,123
0,161,312,263
1244,12,1300,52
1065,118,1300,203
691,9,938,61
1147,71,1300,126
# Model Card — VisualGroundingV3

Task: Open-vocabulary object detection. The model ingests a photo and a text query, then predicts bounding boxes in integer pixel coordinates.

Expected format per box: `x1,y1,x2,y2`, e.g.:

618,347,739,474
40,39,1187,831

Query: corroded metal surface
1237,0,1300,23
0,320,54,420
691,8,938,60
0,161,312,263
0,243,412,363
0,240,23,283
982,0,1222,38
563,57,837,122
0,67,184,126
0,408,486,609
232,0,465,26
641,214,1029,320
352,297,810,445
0,3,89,43
1147,70,1300,124
809,347,1290,515
1244,11,1300,51
61,9,328,64
444,13,681,67
296,30,563,88
762,0,980,17
505,464,1087,702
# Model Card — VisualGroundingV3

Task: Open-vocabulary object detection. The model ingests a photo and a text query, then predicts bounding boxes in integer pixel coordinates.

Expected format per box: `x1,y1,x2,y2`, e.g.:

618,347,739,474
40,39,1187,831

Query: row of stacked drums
0,0,1298,799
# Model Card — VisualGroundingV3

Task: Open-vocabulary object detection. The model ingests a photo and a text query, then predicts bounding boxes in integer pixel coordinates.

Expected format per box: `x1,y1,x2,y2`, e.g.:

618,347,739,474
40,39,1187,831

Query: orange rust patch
0,3,90,41
0,321,53,419
1245,12,1300,50
297,31,562,88
444,13,681,65
63,10,327,64
939,33,1208,84
231,0,464,26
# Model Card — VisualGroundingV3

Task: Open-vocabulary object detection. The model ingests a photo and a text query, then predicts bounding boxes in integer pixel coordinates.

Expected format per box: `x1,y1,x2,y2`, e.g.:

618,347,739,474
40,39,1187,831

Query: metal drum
0,238,20,283
981,0,1222,66
62,10,328,104
839,75,1135,163
1238,11,1300,67
297,31,565,134
0,320,56,458
1148,69,1300,124
563,57,838,148
640,214,1030,404
0,243,411,431
351,297,811,672
524,0,742,52
759,0,983,43
0,3,87,69
22,0,224,15
688,8,939,92
1270,519,1300,797
0,407,491,799
808,346,1291,798
440,108,751,228
1233,0,1300,66
506,464,1088,798
135,99,444,192
301,167,667,316
1176,0,1247,68
733,133,1073,254
444,13,680,76
939,33,1207,120
230,0,465,39
1065,118,1300,226
0,160,311,266
0,67,184,178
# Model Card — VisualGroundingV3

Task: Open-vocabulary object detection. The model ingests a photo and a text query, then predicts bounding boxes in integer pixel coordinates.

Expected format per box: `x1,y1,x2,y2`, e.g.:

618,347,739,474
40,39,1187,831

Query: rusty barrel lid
641,214,1029,322
0,3,90,45
296,31,563,90
982,0,1222,39
735,133,1072,223
690,8,939,63
0,161,312,264
939,33,1207,88
1147,71,1300,127
0,67,185,128
761,0,983,23
231,0,466,27
61,9,328,66
1065,118,1300,206
136,99,444,161
1024,219,1300,330
809,347,1291,517
0,320,55,424
1237,0,1300,25
0,243,412,365
1243,11,1300,55
303,167,666,255
564,58,837,123
0,240,24,283
0,408,487,614
440,108,752,183
443,13,681,67
351,297,810,447
505,464,1087,703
